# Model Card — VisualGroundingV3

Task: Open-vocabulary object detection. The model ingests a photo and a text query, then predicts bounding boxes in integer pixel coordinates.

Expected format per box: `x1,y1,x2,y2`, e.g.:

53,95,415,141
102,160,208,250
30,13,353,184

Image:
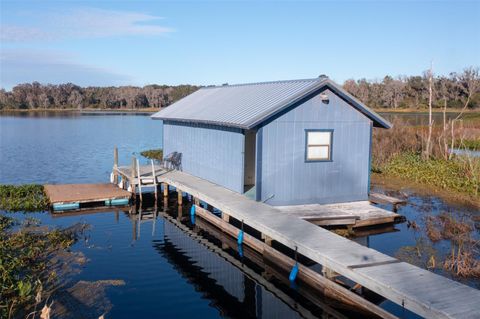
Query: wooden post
163,183,169,197
136,158,143,203
113,146,119,184
130,157,136,202
322,266,338,280
177,189,183,205
177,204,183,221
264,235,273,246
222,212,230,223
151,159,158,202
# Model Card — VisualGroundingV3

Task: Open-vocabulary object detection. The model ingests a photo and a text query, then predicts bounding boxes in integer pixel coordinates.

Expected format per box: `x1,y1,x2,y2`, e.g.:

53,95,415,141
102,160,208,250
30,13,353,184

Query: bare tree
449,67,480,158
424,62,434,159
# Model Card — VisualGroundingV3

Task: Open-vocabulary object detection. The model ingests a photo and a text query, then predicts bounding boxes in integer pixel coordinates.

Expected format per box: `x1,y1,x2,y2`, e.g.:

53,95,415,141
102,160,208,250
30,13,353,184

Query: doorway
243,129,256,195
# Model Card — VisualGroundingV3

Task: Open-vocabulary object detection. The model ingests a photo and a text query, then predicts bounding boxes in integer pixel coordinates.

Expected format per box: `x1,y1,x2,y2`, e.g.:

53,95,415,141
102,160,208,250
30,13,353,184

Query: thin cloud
1,8,173,42
0,49,133,89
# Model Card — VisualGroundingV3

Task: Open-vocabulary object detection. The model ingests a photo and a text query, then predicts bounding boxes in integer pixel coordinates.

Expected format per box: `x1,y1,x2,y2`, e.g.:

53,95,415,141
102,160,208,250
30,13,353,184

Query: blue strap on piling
289,263,299,282
237,243,244,258
190,205,196,225
190,205,196,216
237,230,244,245
289,246,299,283
237,219,245,245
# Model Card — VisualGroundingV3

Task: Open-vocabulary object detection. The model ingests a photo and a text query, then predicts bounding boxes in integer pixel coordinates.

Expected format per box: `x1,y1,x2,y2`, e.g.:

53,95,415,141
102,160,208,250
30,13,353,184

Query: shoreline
375,108,480,114
1,107,480,115
0,108,159,114
371,173,480,209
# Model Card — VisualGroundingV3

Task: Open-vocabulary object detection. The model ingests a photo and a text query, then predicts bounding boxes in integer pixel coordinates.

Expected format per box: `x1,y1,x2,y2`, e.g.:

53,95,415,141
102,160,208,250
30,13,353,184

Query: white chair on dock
163,152,182,171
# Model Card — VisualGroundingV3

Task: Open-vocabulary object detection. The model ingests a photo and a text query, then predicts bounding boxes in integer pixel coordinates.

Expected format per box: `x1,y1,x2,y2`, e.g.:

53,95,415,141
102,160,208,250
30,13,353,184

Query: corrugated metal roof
151,77,391,129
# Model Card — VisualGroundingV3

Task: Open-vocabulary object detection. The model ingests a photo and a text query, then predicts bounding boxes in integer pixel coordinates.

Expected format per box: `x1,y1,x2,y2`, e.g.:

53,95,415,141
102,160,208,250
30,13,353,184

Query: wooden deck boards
276,201,401,227
369,192,406,206
44,183,131,204
116,166,480,319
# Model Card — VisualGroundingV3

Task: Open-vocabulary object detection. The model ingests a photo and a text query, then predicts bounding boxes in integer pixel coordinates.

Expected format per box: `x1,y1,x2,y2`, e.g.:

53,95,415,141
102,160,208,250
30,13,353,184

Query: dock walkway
115,165,480,319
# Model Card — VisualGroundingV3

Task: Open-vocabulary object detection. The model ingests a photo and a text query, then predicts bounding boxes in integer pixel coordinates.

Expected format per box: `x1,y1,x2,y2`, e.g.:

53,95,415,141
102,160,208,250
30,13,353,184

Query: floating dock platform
44,183,131,211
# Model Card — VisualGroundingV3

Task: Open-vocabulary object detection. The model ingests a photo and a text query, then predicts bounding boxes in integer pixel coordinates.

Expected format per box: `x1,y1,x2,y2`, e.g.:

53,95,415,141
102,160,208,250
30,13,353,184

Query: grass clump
0,215,81,318
424,213,480,277
0,185,49,212
382,153,480,196
140,149,163,161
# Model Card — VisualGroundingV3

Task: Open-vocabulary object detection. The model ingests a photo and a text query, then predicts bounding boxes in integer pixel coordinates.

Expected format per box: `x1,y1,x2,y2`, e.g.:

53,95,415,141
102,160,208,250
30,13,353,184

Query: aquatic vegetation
409,213,480,278
372,117,480,198
0,184,49,212
0,215,82,318
382,153,480,196
140,149,163,161
53,279,125,317
457,138,480,150
395,237,438,270
439,214,480,277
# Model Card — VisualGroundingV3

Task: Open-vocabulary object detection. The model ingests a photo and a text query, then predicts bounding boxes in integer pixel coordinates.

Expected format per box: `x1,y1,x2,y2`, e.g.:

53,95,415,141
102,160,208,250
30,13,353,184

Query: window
306,130,332,161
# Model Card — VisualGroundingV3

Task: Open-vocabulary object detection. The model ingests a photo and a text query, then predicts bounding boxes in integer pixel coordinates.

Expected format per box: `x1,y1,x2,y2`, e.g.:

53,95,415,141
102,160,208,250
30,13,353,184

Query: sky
0,0,479,90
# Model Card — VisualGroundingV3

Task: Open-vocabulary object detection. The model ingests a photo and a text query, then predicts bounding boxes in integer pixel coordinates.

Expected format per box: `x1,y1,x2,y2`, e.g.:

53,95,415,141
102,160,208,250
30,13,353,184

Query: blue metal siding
163,121,245,193
258,89,372,205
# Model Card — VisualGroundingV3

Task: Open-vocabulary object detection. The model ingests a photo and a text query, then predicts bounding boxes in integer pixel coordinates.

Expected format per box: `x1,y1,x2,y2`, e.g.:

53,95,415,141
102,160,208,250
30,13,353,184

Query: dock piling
136,158,143,202
151,159,158,202
163,183,169,197
177,189,183,205
113,146,119,184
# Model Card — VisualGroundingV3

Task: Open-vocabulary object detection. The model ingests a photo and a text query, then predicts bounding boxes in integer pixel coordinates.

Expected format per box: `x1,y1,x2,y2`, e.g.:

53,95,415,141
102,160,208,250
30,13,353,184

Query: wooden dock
276,201,402,228
369,192,406,211
115,164,480,319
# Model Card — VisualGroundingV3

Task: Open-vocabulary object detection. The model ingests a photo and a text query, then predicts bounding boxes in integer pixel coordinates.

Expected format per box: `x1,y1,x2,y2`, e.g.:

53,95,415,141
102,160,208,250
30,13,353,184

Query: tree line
343,67,479,110
0,67,478,110
0,83,199,110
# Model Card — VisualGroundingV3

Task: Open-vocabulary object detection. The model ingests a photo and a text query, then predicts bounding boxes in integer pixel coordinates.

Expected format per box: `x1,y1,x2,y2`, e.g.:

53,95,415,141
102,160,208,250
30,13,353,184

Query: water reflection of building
156,221,304,319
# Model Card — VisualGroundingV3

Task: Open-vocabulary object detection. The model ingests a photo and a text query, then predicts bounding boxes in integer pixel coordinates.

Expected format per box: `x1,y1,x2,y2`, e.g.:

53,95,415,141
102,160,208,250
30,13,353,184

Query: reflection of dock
158,211,351,319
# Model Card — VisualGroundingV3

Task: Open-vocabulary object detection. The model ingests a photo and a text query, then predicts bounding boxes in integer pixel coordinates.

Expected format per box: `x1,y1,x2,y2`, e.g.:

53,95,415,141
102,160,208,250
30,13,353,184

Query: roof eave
153,116,249,130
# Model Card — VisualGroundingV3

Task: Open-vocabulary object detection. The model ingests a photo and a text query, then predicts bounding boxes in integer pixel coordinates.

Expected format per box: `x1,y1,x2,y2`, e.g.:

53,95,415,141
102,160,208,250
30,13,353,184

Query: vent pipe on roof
318,74,328,80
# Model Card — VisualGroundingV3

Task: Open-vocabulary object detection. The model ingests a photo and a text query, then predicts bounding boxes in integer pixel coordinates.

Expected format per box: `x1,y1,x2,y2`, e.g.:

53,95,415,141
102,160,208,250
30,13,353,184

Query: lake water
1,112,479,318
0,112,162,184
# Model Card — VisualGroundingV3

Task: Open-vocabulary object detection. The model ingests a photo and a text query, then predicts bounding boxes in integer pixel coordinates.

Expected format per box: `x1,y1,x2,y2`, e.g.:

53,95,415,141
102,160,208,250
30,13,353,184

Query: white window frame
305,130,333,162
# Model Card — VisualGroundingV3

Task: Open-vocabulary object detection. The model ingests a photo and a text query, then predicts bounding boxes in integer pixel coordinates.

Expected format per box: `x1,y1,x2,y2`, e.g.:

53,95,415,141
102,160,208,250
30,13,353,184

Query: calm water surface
1,112,479,318
0,112,162,184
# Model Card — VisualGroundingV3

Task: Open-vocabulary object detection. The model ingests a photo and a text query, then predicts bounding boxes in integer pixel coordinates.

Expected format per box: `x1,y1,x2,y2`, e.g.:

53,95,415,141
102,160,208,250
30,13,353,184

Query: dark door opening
243,129,256,196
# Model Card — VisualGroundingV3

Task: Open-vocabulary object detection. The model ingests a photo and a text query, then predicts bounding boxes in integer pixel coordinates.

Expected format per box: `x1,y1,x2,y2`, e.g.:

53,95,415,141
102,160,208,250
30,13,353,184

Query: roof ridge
202,77,322,89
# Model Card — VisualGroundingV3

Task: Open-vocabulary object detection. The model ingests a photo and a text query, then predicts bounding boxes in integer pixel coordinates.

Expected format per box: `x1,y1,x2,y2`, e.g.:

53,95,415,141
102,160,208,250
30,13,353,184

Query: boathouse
152,76,391,206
